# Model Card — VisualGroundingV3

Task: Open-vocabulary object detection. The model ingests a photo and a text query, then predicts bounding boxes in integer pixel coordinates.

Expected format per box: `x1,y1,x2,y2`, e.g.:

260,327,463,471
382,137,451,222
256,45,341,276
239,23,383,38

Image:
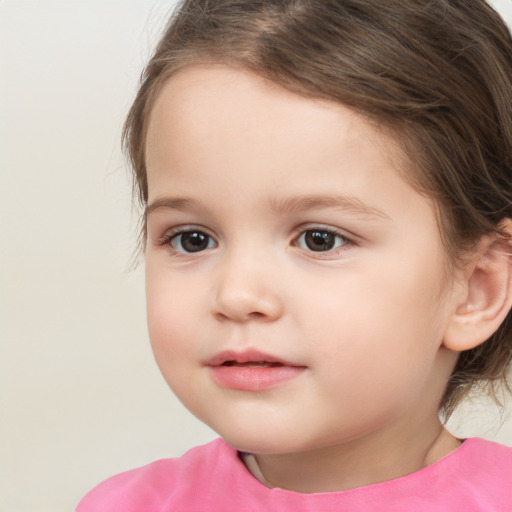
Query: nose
212,250,284,323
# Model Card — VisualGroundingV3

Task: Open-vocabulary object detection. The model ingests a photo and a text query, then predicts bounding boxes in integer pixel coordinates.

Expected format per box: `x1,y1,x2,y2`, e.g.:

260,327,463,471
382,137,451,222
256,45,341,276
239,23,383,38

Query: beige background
1,1,512,511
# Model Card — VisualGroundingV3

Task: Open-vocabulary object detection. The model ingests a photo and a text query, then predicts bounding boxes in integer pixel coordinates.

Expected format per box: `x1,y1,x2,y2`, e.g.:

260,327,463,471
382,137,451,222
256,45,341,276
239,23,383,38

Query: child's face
144,65,460,455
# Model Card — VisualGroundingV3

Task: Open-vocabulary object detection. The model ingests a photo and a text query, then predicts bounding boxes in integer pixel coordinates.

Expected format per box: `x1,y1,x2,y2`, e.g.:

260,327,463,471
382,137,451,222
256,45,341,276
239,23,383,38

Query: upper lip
205,349,303,367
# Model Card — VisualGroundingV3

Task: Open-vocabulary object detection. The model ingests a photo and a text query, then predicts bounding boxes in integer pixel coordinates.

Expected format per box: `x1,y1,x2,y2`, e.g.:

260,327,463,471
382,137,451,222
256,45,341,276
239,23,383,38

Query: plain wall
1,1,512,511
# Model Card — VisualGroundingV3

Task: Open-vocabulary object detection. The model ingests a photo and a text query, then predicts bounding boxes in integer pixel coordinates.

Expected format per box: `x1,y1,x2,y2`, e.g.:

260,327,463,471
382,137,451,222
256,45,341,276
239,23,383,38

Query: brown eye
171,231,216,253
297,229,347,252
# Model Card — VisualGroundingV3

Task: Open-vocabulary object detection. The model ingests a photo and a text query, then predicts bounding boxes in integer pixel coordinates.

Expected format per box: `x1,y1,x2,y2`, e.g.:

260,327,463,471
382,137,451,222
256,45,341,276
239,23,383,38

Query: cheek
145,262,199,372
300,257,449,389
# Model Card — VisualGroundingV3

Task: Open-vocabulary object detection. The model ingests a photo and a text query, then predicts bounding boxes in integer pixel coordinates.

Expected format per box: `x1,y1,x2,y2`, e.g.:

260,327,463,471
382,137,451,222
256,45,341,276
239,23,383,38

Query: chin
214,421,319,456
221,432,291,455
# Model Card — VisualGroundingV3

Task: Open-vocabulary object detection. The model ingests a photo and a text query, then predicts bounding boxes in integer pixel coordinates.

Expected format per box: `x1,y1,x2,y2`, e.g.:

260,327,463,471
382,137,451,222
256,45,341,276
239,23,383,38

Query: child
77,0,512,509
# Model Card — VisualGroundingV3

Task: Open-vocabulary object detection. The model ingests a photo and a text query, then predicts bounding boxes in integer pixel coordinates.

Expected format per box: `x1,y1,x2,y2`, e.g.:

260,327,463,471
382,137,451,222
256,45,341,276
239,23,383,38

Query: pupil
182,232,209,252
306,230,335,251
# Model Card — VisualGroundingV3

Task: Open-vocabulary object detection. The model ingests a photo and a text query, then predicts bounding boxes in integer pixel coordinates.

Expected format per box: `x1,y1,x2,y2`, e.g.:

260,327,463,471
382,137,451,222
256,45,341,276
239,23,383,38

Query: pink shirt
77,437,512,511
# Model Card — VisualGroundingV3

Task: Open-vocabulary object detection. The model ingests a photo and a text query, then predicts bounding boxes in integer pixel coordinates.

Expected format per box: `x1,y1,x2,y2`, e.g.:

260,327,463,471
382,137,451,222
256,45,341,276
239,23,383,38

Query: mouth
206,349,306,391
220,361,285,368
206,349,301,368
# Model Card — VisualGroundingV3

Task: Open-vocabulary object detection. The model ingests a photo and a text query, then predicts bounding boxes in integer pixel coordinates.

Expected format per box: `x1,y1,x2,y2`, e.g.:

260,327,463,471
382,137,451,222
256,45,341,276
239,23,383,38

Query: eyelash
157,227,217,255
157,225,355,256
295,227,352,254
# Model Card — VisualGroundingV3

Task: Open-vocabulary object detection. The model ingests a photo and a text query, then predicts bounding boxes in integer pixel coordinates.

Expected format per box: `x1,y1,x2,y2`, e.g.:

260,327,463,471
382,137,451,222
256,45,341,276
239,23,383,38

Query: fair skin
143,65,511,493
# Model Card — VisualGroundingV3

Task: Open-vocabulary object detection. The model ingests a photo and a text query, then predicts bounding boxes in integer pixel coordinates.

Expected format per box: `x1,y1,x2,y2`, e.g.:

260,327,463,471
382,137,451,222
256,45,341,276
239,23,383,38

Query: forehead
146,64,406,178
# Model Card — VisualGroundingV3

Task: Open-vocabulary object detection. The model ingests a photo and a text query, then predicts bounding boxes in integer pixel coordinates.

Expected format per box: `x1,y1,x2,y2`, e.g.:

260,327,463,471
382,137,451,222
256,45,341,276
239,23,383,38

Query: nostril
214,310,267,322
248,311,265,319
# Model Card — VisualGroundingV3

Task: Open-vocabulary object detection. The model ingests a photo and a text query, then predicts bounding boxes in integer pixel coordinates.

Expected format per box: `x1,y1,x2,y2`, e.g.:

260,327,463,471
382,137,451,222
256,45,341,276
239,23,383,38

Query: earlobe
443,220,512,352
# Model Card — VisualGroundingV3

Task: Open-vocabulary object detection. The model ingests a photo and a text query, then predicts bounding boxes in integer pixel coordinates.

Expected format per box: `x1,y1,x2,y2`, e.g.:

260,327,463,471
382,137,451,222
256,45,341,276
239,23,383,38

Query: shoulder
462,436,511,459
75,438,237,512
413,437,511,511
454,438,512,491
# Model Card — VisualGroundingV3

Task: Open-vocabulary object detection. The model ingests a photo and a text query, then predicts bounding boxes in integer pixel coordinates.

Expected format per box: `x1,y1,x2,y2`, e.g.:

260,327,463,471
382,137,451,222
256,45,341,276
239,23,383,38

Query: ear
443,219,512,352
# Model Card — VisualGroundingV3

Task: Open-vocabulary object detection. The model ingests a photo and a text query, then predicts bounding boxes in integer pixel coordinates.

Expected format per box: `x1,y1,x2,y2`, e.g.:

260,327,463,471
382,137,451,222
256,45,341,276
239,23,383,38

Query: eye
296,229,348,252
168,230,216,253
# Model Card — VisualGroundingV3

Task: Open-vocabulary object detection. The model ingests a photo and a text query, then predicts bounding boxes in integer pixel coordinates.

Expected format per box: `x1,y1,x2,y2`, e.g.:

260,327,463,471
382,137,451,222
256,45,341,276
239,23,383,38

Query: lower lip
209,365,305,391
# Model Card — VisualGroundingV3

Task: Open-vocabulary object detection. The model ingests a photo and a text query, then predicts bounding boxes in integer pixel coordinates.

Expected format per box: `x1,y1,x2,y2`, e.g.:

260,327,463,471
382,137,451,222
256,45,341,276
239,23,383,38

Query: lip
206,349,300,367
205,349,306,391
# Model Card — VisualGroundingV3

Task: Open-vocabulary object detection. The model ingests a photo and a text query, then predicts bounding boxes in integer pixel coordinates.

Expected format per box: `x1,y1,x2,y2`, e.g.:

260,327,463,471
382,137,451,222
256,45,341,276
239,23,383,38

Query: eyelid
292,224,358,255
156,225,218,253
153,222,357,258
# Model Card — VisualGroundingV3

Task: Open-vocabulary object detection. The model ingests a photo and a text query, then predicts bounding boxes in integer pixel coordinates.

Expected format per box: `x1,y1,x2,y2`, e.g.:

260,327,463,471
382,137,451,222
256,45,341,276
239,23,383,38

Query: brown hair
124,0,512,417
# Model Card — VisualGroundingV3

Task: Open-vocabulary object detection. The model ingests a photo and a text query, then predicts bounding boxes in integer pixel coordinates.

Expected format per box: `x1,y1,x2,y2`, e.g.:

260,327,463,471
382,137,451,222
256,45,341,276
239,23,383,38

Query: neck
250,420,460,493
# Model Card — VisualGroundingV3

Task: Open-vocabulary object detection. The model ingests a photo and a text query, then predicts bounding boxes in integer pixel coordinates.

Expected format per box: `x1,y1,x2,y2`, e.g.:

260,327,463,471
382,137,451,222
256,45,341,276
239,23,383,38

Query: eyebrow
269,194,390,220
146,194,390,220
145,197,205,217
